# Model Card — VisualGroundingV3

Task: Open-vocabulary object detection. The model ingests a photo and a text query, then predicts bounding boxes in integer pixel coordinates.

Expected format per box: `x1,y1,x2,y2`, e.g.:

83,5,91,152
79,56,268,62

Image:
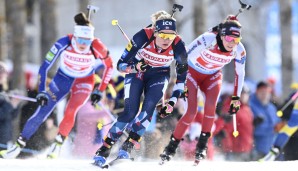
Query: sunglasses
76,37,92,46
224,35,241,43
157,32,177,40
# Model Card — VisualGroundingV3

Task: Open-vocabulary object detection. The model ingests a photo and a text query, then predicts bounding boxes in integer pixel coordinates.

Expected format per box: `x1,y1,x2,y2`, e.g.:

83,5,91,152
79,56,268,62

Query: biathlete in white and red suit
93,10,188,167
161,15,247,162
0,13,113,159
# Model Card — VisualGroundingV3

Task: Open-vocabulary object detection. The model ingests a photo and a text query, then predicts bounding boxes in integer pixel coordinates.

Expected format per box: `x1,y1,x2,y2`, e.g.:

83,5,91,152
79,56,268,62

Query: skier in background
0,12,113,159
93,10,188,167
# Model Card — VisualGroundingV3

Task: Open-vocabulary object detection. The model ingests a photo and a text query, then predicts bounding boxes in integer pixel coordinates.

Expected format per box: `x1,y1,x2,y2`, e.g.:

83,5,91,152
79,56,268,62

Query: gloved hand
36,92,49,106
134,59,151,72
180,87,188,100
90,89,103,105
228,96,241,114
159,101,175,118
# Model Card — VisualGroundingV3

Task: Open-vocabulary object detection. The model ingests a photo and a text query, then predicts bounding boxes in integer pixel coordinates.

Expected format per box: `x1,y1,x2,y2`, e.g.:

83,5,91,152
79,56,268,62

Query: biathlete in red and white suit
0,13,113,159
93,11,188,167
161,15,247,162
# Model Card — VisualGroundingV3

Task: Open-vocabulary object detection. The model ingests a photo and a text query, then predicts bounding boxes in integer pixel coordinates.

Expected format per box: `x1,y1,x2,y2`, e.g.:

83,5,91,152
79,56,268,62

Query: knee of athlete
118,112,136,123
186,106,199,119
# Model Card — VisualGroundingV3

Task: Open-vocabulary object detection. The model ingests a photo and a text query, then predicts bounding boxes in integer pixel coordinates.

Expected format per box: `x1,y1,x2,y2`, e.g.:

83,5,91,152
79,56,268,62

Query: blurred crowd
0,60,298,161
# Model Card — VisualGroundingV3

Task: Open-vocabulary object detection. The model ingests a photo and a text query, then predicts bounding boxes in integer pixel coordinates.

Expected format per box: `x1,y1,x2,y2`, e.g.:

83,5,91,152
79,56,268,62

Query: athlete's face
221,35,240,51
75,37,92,51
154,30,177,50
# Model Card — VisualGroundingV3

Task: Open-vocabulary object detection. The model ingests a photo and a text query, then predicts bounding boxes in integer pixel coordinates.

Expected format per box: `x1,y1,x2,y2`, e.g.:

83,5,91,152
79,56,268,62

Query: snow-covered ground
0,159,296,171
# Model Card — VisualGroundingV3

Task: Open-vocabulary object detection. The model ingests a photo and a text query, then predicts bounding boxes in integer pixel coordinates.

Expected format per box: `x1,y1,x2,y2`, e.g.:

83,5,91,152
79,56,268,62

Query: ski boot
159,134,181,165
47,134,65,159
118,131,141,159
259,147,280,161
194,132,211,165
0,137,26,159
93,137,115,167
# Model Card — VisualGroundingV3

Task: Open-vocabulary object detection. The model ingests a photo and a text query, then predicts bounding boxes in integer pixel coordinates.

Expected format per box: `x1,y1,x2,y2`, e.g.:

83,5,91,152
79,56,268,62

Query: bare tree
0,0,7,61
193,0,207,36
279,0,293,99
5,0,27,91
78,0,89,14
39,0,57,76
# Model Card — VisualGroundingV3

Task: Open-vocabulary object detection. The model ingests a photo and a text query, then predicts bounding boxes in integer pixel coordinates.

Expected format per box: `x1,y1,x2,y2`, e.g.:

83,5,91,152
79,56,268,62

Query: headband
74,25,94,39
155,19,176,32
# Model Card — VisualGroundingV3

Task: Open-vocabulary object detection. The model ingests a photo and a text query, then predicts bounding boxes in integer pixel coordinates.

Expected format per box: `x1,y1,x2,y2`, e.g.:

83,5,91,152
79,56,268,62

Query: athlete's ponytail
74,12,92,26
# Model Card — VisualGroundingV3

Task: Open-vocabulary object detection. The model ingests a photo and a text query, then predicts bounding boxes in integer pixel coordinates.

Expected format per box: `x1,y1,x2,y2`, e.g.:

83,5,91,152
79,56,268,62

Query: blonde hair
151,10,176,27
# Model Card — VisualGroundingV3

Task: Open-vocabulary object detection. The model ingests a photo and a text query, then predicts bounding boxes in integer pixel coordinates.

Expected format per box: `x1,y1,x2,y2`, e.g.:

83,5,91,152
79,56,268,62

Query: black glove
229,96,241,114
158,101,175,118
253,116,264,126
134,59,151,72
36,92,49,106
90,89,103,105
180,87,188,100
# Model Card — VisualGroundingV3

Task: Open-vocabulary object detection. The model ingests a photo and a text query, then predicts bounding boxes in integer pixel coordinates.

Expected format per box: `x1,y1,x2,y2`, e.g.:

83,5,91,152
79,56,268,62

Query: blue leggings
107,71,169,141
21,71,75,140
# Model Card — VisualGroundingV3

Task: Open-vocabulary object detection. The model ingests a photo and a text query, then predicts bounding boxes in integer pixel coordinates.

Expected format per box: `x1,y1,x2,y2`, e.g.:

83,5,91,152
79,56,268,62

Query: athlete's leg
58,75,95,137
200,71,222,133
195,71,222,160
21,71,75,140
173,70,199,140
94,74,144,163
130,75,169,136
106,74,144,141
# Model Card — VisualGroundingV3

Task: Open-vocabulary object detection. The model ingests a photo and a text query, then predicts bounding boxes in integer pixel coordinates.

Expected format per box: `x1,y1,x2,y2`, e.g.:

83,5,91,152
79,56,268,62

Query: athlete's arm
38,36,70,92
117,29,149,73
170,39,188,102
233,42,246,97
187,32,215,57
92,38,114,92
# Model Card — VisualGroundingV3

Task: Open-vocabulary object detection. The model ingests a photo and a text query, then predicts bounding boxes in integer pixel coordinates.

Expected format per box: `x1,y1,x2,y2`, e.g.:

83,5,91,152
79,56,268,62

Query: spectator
249,81,281,160
0,62,20,150
216,85,253,161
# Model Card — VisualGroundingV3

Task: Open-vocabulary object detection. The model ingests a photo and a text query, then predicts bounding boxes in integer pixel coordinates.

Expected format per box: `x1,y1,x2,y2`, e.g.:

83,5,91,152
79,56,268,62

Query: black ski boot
194,132,211,165
159,134,181,164
93,137,115,167
118,131,141,159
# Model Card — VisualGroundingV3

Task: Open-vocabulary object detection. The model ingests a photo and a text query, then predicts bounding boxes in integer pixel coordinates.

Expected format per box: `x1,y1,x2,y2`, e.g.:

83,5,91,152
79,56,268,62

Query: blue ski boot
118,132,141,159
93,137,115,167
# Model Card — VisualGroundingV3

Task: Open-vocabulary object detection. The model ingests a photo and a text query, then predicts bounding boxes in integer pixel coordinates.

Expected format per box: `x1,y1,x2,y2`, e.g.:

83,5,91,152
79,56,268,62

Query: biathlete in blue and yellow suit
93,10,188,167
0,13,113,159
261,92,298,161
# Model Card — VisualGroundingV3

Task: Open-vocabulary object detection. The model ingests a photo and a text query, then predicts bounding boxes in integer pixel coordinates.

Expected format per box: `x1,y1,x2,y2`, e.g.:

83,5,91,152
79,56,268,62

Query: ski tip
91,162,109,169
159,160,165,165
102,165,109,169
193,160,200,166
